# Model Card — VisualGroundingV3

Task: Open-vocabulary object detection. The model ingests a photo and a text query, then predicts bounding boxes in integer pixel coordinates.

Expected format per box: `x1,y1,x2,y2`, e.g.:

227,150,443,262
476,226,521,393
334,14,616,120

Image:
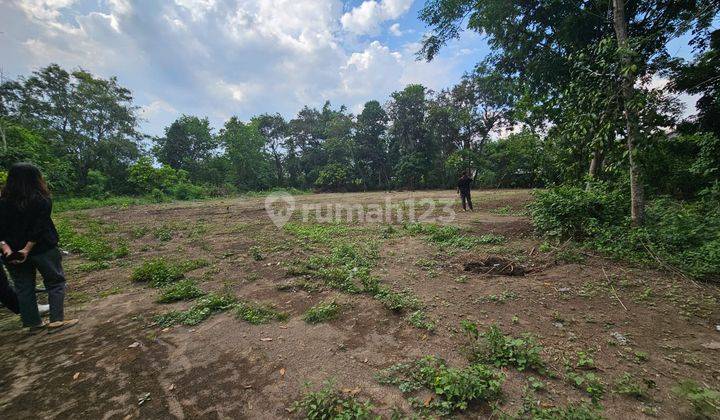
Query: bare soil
0,189,718,419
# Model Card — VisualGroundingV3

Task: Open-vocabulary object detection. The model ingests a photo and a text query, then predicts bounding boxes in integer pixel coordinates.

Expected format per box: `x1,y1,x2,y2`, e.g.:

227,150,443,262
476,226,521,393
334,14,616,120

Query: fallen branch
602,267,628,311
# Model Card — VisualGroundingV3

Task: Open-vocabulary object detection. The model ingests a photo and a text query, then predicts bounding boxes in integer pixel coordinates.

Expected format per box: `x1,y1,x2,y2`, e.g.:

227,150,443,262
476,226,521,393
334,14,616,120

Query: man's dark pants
461,191,473,210
6,247,66,327
0,267,20,314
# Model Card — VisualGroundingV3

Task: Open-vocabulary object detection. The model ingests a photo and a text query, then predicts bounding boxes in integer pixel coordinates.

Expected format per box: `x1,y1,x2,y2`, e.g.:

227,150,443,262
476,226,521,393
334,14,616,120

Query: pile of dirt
463,256,526,276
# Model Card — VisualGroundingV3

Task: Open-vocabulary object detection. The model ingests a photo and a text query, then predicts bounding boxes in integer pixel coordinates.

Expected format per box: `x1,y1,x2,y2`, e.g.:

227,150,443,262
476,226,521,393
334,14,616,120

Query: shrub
292,382,375,419
529,184,628,240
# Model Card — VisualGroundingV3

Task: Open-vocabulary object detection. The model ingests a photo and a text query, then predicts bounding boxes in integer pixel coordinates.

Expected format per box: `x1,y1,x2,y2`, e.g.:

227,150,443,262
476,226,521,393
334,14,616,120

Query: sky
0,0,489,136
0,1,708,137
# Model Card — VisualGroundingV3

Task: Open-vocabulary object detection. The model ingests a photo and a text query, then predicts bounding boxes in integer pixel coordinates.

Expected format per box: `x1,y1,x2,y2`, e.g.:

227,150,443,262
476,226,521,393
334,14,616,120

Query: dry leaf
279,368,286,376
424,396,433,407
73,372,80,380
128,342,140,348
168,384,175,391
260,337,273,342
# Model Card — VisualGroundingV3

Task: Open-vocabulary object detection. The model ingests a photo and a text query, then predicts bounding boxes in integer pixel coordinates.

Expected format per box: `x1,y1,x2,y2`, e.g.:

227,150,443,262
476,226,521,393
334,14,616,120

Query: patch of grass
56,218,127,261
249,246,264,261
406,310,435,331
566,371,605,403
153,293,238,327
157,278,205,303
291,382,375,420
504,399,604,420
131,258,209,288
614,373,652,400
284,222,350,242
77,261,111,272
235,301,288,324
462,322,546,372
54,195,154,212
375,288,422,313
153,225,175,241
403,223,505,249
672,380,720,419
303,300,341,324
477,290,518,304
376,355,503,416
276,279,321,293
289,241,379,294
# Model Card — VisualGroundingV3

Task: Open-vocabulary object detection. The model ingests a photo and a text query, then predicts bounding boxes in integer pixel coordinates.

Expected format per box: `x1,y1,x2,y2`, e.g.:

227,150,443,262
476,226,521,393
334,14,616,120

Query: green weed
153,294,238,327
376,355,503,416
303,300,341,324
672,380,720,419
291,382,376,419
461,322,546,372
566,371,605,403
614,373,652,400
157,278,205,303
406,310,435,331
235,301,288,324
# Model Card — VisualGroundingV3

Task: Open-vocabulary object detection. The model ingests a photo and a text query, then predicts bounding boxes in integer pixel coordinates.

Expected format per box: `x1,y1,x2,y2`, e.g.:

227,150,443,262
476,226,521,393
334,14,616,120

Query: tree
219,117,274,190
355,101,389,189
254,113,288,186
419,0,719,224
153,115,216,183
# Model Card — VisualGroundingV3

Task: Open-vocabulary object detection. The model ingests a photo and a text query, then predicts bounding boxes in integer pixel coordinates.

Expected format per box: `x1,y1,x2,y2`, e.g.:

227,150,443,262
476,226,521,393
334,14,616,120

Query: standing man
457,172,473,212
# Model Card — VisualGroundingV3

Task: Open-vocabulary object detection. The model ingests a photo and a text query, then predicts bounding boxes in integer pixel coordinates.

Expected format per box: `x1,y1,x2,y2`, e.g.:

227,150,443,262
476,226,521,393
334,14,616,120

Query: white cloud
389,23,403,36
341,0,413,35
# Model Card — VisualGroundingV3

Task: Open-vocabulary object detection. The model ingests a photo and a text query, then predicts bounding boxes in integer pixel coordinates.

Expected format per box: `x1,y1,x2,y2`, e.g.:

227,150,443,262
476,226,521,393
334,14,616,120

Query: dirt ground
0,189,718,419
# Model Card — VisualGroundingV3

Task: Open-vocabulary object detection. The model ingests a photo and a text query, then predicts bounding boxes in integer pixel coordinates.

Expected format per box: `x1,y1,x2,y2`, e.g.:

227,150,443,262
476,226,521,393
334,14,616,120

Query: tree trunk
612,0,645,225
586,147,603,189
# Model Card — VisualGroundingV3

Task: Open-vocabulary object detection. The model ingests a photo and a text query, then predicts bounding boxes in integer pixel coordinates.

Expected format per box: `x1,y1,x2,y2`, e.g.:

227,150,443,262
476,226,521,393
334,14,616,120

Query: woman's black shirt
0,196,59,255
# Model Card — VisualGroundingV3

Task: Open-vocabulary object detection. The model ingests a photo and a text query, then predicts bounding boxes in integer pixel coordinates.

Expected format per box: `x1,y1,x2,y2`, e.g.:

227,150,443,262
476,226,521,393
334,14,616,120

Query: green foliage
566,372,605,403
157,278,205,303
303,300,341,324
462,322,545,372
249,246,264,261
375,288,422,312
153,294,238,327
315,163,351,191
504,400,604,420
235,301,288,324
403,223,505,249
130,258,207,288
284,222,350,242
530,185,628,240
672,380,720,419
292,382,376,420
406,310,436,331
613,373,651,400
376,355,503,415
56,218,127,262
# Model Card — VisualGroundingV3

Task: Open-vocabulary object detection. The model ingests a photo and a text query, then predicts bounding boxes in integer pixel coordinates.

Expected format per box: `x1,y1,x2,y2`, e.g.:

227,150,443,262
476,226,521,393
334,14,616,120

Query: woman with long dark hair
0,163,77,332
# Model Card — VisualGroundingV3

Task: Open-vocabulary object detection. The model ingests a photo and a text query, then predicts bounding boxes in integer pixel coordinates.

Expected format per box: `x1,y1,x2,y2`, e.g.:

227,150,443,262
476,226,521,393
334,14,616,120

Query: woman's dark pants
6,247,66,327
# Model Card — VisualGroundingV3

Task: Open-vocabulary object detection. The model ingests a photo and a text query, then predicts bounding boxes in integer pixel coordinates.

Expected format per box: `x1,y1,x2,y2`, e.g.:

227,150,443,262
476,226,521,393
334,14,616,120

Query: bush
530,184,628,240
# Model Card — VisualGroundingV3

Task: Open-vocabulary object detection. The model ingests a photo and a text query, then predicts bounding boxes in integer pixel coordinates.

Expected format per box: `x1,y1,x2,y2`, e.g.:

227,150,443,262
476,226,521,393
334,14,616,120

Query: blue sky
0,0,489,136
0,0,704,137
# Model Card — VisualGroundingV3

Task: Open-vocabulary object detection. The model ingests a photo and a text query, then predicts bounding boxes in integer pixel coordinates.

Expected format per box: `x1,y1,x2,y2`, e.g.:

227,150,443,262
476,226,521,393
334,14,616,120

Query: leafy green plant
672,380,720,419
376,355,503,415
566,372,605,403
131,258,209,288
157,278,205,303
403,223,505,249
303,300,341,324
153,294,238,327
235,301,288,324
291,382,376,420
462,322,546,372
249,246,264,261
406,310,435,331
614,373,651,400
56,218,126,261
375,288,422,312
575,350,596,370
